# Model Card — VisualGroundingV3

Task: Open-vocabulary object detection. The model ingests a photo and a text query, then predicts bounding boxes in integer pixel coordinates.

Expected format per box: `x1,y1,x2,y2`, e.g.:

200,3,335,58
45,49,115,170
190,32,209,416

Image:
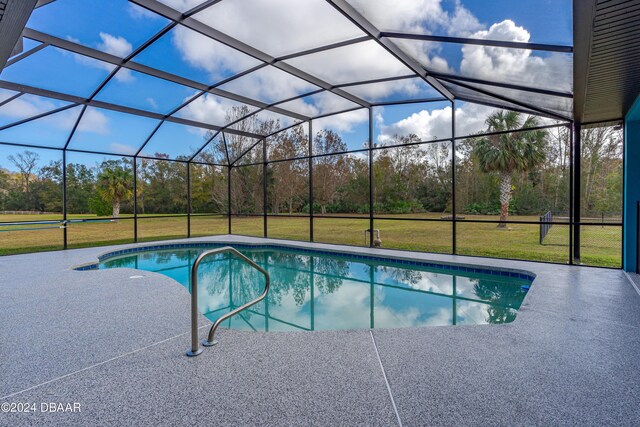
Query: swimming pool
94,243,534,331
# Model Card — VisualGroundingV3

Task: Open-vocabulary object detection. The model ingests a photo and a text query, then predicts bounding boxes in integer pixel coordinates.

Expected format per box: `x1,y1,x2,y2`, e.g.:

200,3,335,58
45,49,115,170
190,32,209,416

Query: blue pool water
97,245,533,331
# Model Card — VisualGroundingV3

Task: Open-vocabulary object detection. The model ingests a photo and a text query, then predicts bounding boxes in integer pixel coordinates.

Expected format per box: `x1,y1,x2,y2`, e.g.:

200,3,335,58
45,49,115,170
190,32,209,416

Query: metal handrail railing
186,246,270,357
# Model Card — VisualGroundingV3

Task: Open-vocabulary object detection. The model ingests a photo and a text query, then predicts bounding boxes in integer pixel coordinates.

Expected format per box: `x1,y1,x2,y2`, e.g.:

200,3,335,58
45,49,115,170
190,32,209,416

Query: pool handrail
186,246,270,357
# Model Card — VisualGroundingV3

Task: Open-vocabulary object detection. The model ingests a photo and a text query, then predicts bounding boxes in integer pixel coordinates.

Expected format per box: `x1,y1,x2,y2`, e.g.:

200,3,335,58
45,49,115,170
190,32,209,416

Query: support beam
133,158,138,242
439,76,572,122
0,80,265,139
5,41,47,67
308,120,314,242
62,148,67,249
382,32,573,53
454,95,570,124
325,0,453,101
451,99,457,254
368,107,374,248
183,0,223,17
22,28,309,122
0,90,21,107
187,162,191,238
569,123,574,264
573,122,582,263
130,0,371,108
227,165,232,234
429,72,574,99
263,139,267,238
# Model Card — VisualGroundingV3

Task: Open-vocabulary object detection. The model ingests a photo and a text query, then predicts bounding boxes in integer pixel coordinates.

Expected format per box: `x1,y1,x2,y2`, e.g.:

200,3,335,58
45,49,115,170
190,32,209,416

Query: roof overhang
574,0,640,124
0,0,37,70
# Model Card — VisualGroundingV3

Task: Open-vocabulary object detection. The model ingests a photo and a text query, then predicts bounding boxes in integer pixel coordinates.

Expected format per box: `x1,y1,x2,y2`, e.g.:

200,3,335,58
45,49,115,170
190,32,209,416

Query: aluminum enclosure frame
0,0,622,268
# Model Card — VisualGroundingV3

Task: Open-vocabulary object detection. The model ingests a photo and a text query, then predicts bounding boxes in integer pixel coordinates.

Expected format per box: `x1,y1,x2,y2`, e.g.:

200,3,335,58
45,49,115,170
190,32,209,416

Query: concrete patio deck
1,235,639,426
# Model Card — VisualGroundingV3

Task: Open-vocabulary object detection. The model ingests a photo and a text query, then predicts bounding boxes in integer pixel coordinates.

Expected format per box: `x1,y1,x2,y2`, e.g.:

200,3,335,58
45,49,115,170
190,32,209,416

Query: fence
539,211,553,244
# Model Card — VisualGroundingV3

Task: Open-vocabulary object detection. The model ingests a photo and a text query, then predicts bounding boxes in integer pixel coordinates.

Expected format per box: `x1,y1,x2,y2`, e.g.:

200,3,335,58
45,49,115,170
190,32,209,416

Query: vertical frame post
227,165,232,234
62,149,67,249
451,99,456,254
133,156,138,243
187,161,191,238
573,122,582,263
568,124,573,264
308,120,314,242
263,139,267,238
620,122,625,269
368,107,374,248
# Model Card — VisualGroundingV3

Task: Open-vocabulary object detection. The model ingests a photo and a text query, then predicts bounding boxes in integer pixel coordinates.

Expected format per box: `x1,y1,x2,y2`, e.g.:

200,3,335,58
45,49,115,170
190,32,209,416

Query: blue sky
0,0,573,170
459,0,572,45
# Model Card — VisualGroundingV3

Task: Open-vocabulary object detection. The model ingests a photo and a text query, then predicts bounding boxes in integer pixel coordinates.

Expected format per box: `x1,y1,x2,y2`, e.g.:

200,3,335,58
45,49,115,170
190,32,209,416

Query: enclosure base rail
186,246,270,357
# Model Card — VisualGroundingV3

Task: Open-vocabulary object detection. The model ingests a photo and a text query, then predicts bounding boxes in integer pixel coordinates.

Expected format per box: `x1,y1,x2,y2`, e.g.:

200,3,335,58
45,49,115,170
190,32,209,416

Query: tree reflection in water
99,248,529,330
472,278,522,324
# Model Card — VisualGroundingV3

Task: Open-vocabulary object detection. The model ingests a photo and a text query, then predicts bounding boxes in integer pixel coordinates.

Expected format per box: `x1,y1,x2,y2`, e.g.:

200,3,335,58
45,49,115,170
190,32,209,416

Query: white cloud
128,3,162,19
349,0,442,33
375,99,556,146
375,101,505,144
108,143,138,156
347,2,571,94
157,0,201,13
456,300,491,324
453,102,498,136
376,268,454,294
176,92,249,127
279,91,360,118
156,0,566,136
0,96,103,133
311,282,426,330
97,33,134,83
154,0,445,128
219,66,317,105
76,108,109,135
286,40,414,85
347,0,483,36
41,107,80,130
460,20,572,91
98,33,133,58
0,95,57,121
377,105,453,144
313,108,368,133
66,36,116,73
346,79,435,102
66,33,134,82
146,97,159,110
0,89,17,104
446,0,484,36
171,26,260,82
163,0,417,117
187,0,365,57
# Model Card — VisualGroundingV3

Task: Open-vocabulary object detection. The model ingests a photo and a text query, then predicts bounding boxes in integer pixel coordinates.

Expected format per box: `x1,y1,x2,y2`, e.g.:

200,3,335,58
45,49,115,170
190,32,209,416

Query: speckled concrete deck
1,235,639,426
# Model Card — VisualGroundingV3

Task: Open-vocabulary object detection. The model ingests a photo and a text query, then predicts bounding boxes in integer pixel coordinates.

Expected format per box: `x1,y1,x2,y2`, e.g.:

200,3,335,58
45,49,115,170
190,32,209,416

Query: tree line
0,110,622,221
0,154,226,216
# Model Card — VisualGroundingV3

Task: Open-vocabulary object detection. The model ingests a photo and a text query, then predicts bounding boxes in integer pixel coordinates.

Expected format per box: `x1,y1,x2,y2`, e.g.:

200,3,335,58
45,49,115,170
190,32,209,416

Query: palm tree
97,161,133,217
472,110,547,228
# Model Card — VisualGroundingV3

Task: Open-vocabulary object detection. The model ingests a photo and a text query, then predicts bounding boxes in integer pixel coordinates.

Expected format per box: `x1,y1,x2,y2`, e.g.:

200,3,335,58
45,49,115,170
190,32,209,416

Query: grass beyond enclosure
0,214,621,267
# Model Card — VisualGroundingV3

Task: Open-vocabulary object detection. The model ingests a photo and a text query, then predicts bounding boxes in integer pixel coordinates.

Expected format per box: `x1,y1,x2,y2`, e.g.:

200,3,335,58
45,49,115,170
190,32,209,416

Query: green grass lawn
0,213,622,267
